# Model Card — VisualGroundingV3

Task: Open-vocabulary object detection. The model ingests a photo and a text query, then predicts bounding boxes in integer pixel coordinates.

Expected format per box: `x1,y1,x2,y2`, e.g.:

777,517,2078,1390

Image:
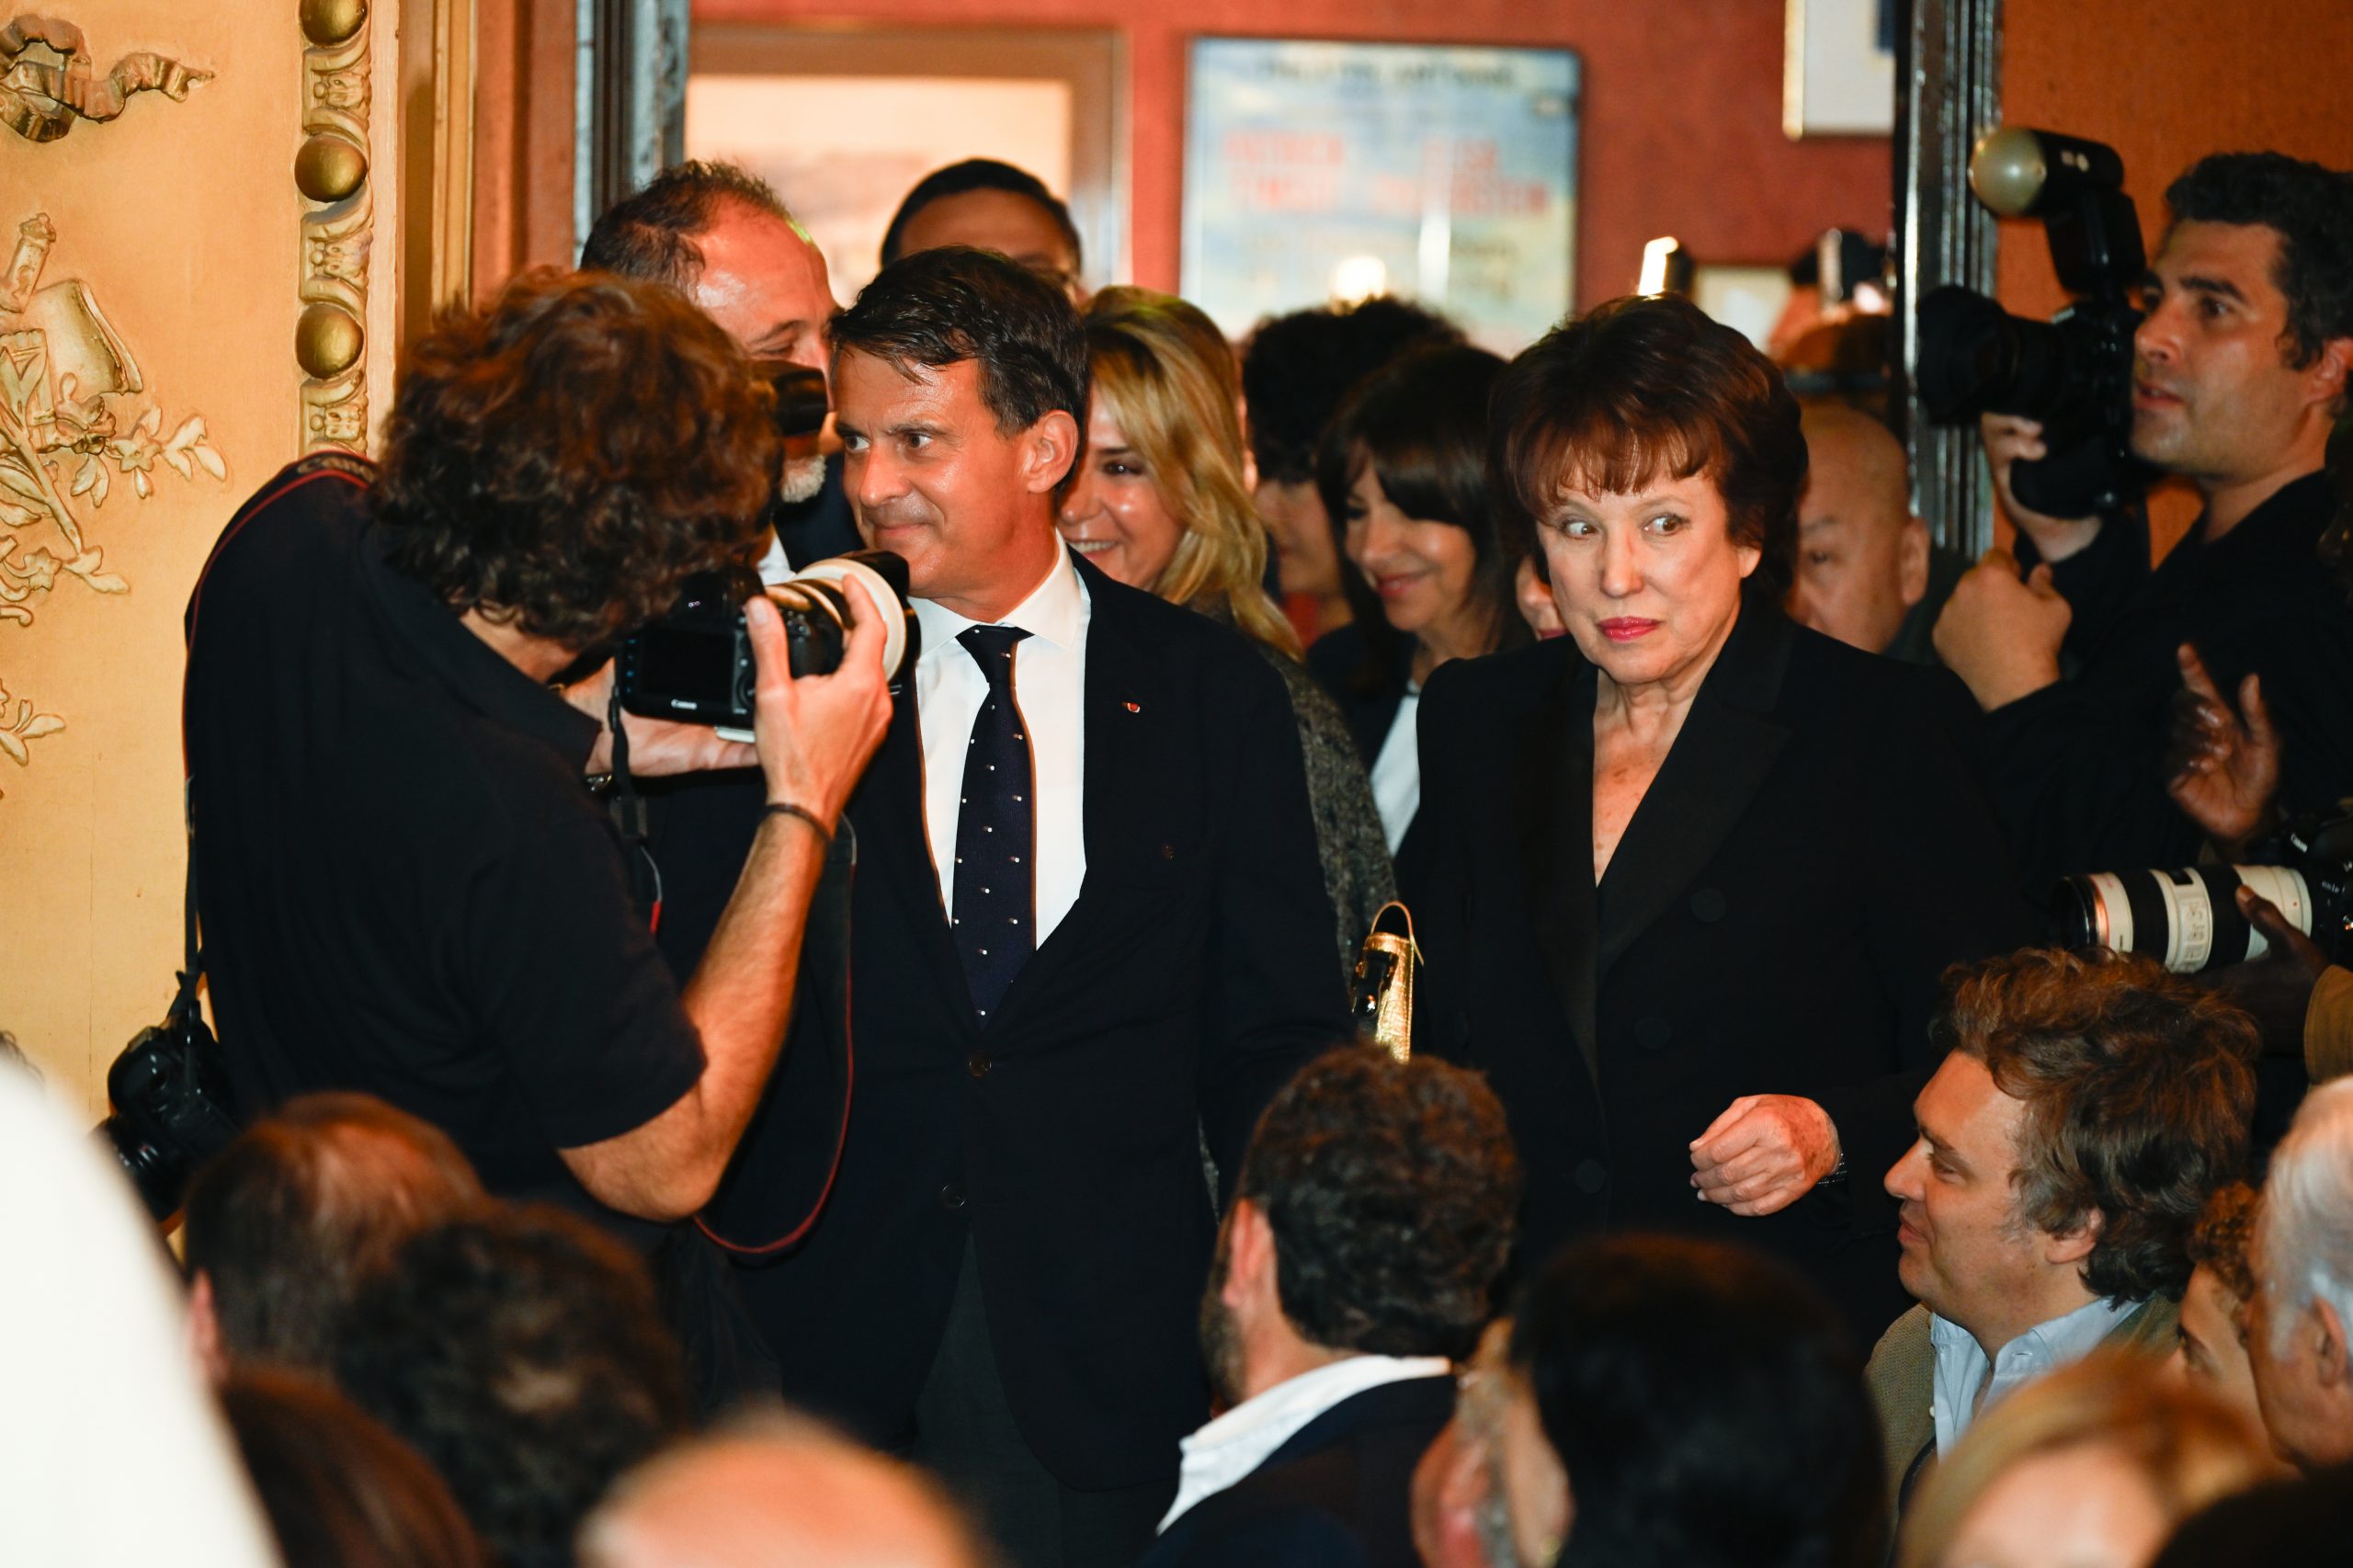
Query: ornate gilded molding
0,15,210,143
299,0,372,454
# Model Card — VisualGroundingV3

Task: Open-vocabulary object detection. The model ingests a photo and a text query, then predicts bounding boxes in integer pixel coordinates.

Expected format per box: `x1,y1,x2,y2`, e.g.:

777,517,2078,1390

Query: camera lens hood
777,555,912,679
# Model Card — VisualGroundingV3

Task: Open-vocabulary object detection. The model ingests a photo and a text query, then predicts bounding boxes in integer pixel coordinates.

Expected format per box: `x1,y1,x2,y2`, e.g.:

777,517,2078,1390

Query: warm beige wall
0,0,428,1119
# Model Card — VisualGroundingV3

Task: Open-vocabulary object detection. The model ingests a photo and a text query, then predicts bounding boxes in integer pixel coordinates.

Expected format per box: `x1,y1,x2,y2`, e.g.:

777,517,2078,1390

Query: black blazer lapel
1521,656,1603,1088
853,671,967,1011
1593,597,1797,978
984,560,1161,1025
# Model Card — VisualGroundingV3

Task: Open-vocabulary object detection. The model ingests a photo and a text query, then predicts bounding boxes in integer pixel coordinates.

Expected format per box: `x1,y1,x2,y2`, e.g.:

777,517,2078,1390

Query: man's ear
1020,409,1081,496
188,1268,228,1385
2302,336,2353,415
2046,1207,2104,1267
2310,1294,2350,1392
1898,516,1931,608
1223,1196,1278,1311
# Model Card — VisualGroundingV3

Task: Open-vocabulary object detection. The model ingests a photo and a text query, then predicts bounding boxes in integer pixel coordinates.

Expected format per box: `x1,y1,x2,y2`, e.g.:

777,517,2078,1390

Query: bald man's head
1788,405,1928,653
580,1414,988,1568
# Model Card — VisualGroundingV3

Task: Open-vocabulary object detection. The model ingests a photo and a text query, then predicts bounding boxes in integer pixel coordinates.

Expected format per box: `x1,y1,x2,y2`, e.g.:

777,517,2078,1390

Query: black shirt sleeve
2017,503,2151,668
464,805,709,1149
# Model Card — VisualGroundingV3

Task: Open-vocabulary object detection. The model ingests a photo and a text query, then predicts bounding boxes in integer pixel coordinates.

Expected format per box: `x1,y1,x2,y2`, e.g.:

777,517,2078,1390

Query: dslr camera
617,551,918,738
2054,809,2353,974
616,361,919,736
1915,128,2154,519
99,996,240,1221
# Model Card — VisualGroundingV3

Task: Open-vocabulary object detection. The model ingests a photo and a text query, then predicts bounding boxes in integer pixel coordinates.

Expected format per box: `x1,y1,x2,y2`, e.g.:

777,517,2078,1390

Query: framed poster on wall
1783,0,1898,137
1181,38,1578,355
688,26,1125,306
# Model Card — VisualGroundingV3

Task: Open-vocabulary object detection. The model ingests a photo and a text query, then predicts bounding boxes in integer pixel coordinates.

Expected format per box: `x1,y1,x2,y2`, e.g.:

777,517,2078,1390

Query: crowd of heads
49,940,2353,1568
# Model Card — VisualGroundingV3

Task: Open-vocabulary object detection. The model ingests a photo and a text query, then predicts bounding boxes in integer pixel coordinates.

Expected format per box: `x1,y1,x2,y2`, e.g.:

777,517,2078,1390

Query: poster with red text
1182,39,1578,354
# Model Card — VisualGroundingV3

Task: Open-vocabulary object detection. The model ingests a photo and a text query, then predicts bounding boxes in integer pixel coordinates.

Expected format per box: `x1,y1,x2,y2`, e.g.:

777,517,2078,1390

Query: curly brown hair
1234,1046,1522,1359
1935,949,2258,1303
374,268,779,652
2187,1179,2261,1309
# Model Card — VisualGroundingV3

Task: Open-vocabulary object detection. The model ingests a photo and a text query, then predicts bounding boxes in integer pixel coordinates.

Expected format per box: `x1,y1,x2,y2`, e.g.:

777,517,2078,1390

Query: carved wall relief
0,15,209,143
0,210,227,639
0,669,62,792
299,0,374,453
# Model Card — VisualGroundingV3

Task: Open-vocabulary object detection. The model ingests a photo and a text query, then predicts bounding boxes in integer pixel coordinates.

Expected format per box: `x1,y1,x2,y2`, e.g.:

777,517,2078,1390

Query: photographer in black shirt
1934,152,2353,886
183,271,892,1225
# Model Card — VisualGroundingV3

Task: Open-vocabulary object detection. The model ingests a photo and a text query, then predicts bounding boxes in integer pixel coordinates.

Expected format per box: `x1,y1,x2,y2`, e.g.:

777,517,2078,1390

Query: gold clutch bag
1349,901,1423,1062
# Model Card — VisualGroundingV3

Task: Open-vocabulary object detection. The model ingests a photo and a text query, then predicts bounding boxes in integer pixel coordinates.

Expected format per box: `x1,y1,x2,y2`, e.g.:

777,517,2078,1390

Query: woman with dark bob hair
1495,1234,1887,1568
1408,294,2035,1335
1306,344,1528,858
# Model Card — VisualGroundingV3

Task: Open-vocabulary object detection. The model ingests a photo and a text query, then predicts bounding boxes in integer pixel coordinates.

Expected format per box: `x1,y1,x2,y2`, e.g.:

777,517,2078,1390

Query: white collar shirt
1158,1355,1454,1533
1928,1293,2136,1456
911,542,1090,946
755,530,793,584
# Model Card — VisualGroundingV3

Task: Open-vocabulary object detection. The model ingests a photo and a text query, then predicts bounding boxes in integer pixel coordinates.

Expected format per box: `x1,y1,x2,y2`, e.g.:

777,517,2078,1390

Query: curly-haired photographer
1935,150,2353,886
184,269,892,1229
1142,1047,1521,1568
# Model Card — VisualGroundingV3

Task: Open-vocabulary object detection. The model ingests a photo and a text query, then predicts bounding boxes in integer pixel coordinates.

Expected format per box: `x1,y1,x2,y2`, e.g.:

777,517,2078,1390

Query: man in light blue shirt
1861,949,2259,1525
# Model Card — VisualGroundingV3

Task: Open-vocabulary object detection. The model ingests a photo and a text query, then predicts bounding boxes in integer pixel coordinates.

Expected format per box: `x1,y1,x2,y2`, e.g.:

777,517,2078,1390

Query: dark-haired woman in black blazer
1304,345,1530,868
1409,296,2038,1337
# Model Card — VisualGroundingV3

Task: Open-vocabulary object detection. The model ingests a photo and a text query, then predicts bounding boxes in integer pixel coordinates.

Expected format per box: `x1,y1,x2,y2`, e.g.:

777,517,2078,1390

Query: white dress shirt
1160,1355,1454,1531
1370,687,1422,854
912,542,1091,945
756,530,793,584
1928,1293,2136,1455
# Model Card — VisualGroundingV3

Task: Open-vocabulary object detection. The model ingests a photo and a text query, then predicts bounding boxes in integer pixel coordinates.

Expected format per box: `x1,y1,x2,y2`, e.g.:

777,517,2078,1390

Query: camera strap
603,683,663,932
693,816,858,1260
598,689,857,1256
174,784,203,1025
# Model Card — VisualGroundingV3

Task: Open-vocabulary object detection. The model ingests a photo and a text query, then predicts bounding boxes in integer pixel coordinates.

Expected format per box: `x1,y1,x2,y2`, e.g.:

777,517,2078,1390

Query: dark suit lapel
987,559,1159,1023
851,669,966,1009
1593,597,1796,978
1521,655,1602,1088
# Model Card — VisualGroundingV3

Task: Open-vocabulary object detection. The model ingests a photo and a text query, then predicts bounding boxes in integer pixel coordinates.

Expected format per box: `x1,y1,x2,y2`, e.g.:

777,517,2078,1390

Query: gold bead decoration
300,0,368,47
296,302,364,377
294,133,368,201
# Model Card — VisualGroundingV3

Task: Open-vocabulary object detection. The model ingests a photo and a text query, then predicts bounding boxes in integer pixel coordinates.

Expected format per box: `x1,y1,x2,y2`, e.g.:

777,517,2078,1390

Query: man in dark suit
1142,1048,1520,1568
702,247,1347,1568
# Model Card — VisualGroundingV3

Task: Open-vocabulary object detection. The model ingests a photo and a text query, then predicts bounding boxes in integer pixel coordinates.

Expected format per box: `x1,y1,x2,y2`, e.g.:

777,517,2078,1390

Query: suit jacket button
1574,1159,1608,1194
968,1051,991,1078
938,1181,967,1212
1689,888,1728,924
1635,1016,1672,1051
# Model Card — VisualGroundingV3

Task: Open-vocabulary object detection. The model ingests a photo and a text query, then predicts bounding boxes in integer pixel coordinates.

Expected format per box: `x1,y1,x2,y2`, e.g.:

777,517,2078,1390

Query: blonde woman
1899,1354,2272,1568
1059,287,1392,970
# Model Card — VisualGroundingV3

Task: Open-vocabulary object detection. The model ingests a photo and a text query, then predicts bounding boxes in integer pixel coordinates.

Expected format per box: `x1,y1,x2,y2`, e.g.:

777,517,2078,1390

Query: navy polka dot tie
952,624,1035,1021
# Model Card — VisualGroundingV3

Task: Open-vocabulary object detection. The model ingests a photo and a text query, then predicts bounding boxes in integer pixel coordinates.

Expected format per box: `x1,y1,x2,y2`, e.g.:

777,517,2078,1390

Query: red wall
692,0,1892,310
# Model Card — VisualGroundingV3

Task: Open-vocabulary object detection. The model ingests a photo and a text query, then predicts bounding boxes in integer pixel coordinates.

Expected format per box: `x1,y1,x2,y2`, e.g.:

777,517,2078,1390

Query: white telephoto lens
2233,866,2313,960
